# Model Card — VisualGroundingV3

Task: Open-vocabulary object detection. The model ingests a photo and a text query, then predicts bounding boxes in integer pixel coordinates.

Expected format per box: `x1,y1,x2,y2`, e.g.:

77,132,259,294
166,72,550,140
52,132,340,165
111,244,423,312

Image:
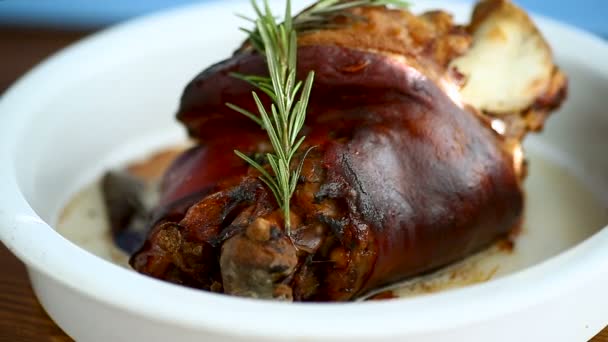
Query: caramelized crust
298,7,471,71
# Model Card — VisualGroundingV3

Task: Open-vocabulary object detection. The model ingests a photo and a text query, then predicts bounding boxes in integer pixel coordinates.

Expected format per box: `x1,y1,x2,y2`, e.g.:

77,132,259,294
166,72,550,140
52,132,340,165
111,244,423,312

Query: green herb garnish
228,0,409,234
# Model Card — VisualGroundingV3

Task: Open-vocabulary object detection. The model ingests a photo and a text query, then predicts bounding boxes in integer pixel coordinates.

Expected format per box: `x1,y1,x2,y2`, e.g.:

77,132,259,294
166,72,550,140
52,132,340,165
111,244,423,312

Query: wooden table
0,26,606,342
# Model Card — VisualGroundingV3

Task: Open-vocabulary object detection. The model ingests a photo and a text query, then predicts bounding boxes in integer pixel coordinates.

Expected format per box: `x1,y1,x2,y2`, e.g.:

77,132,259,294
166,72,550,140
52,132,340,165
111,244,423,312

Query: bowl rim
1,0,608,339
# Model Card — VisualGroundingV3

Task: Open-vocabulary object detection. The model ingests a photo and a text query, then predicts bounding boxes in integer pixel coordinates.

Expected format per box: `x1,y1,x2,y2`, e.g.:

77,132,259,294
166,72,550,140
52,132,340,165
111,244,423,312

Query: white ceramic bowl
1,1,608,341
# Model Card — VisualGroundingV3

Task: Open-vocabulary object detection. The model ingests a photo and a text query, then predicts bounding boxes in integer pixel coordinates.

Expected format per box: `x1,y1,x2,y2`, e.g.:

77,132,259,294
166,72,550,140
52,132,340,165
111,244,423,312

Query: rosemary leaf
225,102,263,126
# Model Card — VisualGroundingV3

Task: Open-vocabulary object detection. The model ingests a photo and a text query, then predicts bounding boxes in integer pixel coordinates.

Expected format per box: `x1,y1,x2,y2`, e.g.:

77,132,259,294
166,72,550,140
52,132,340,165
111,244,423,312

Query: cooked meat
129,0,566,301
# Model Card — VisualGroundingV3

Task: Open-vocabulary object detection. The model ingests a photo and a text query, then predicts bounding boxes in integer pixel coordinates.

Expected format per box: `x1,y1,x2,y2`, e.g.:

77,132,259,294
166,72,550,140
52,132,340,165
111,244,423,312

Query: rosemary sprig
228,0,314,234
240,0,410,52
228,0,409,234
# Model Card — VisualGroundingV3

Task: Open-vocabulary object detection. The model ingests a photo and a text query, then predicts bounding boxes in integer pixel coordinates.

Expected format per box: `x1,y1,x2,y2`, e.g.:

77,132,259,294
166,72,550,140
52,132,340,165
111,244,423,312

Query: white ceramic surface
1,1,608,341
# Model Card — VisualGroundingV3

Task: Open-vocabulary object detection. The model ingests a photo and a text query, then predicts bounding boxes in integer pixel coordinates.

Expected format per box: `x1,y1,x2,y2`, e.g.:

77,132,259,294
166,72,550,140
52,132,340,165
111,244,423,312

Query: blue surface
0,0,606,37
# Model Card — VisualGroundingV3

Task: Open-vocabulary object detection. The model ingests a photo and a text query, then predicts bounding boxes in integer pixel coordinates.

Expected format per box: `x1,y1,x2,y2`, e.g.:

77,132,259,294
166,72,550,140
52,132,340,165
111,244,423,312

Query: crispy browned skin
178,6,472,141
130,1,566,301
